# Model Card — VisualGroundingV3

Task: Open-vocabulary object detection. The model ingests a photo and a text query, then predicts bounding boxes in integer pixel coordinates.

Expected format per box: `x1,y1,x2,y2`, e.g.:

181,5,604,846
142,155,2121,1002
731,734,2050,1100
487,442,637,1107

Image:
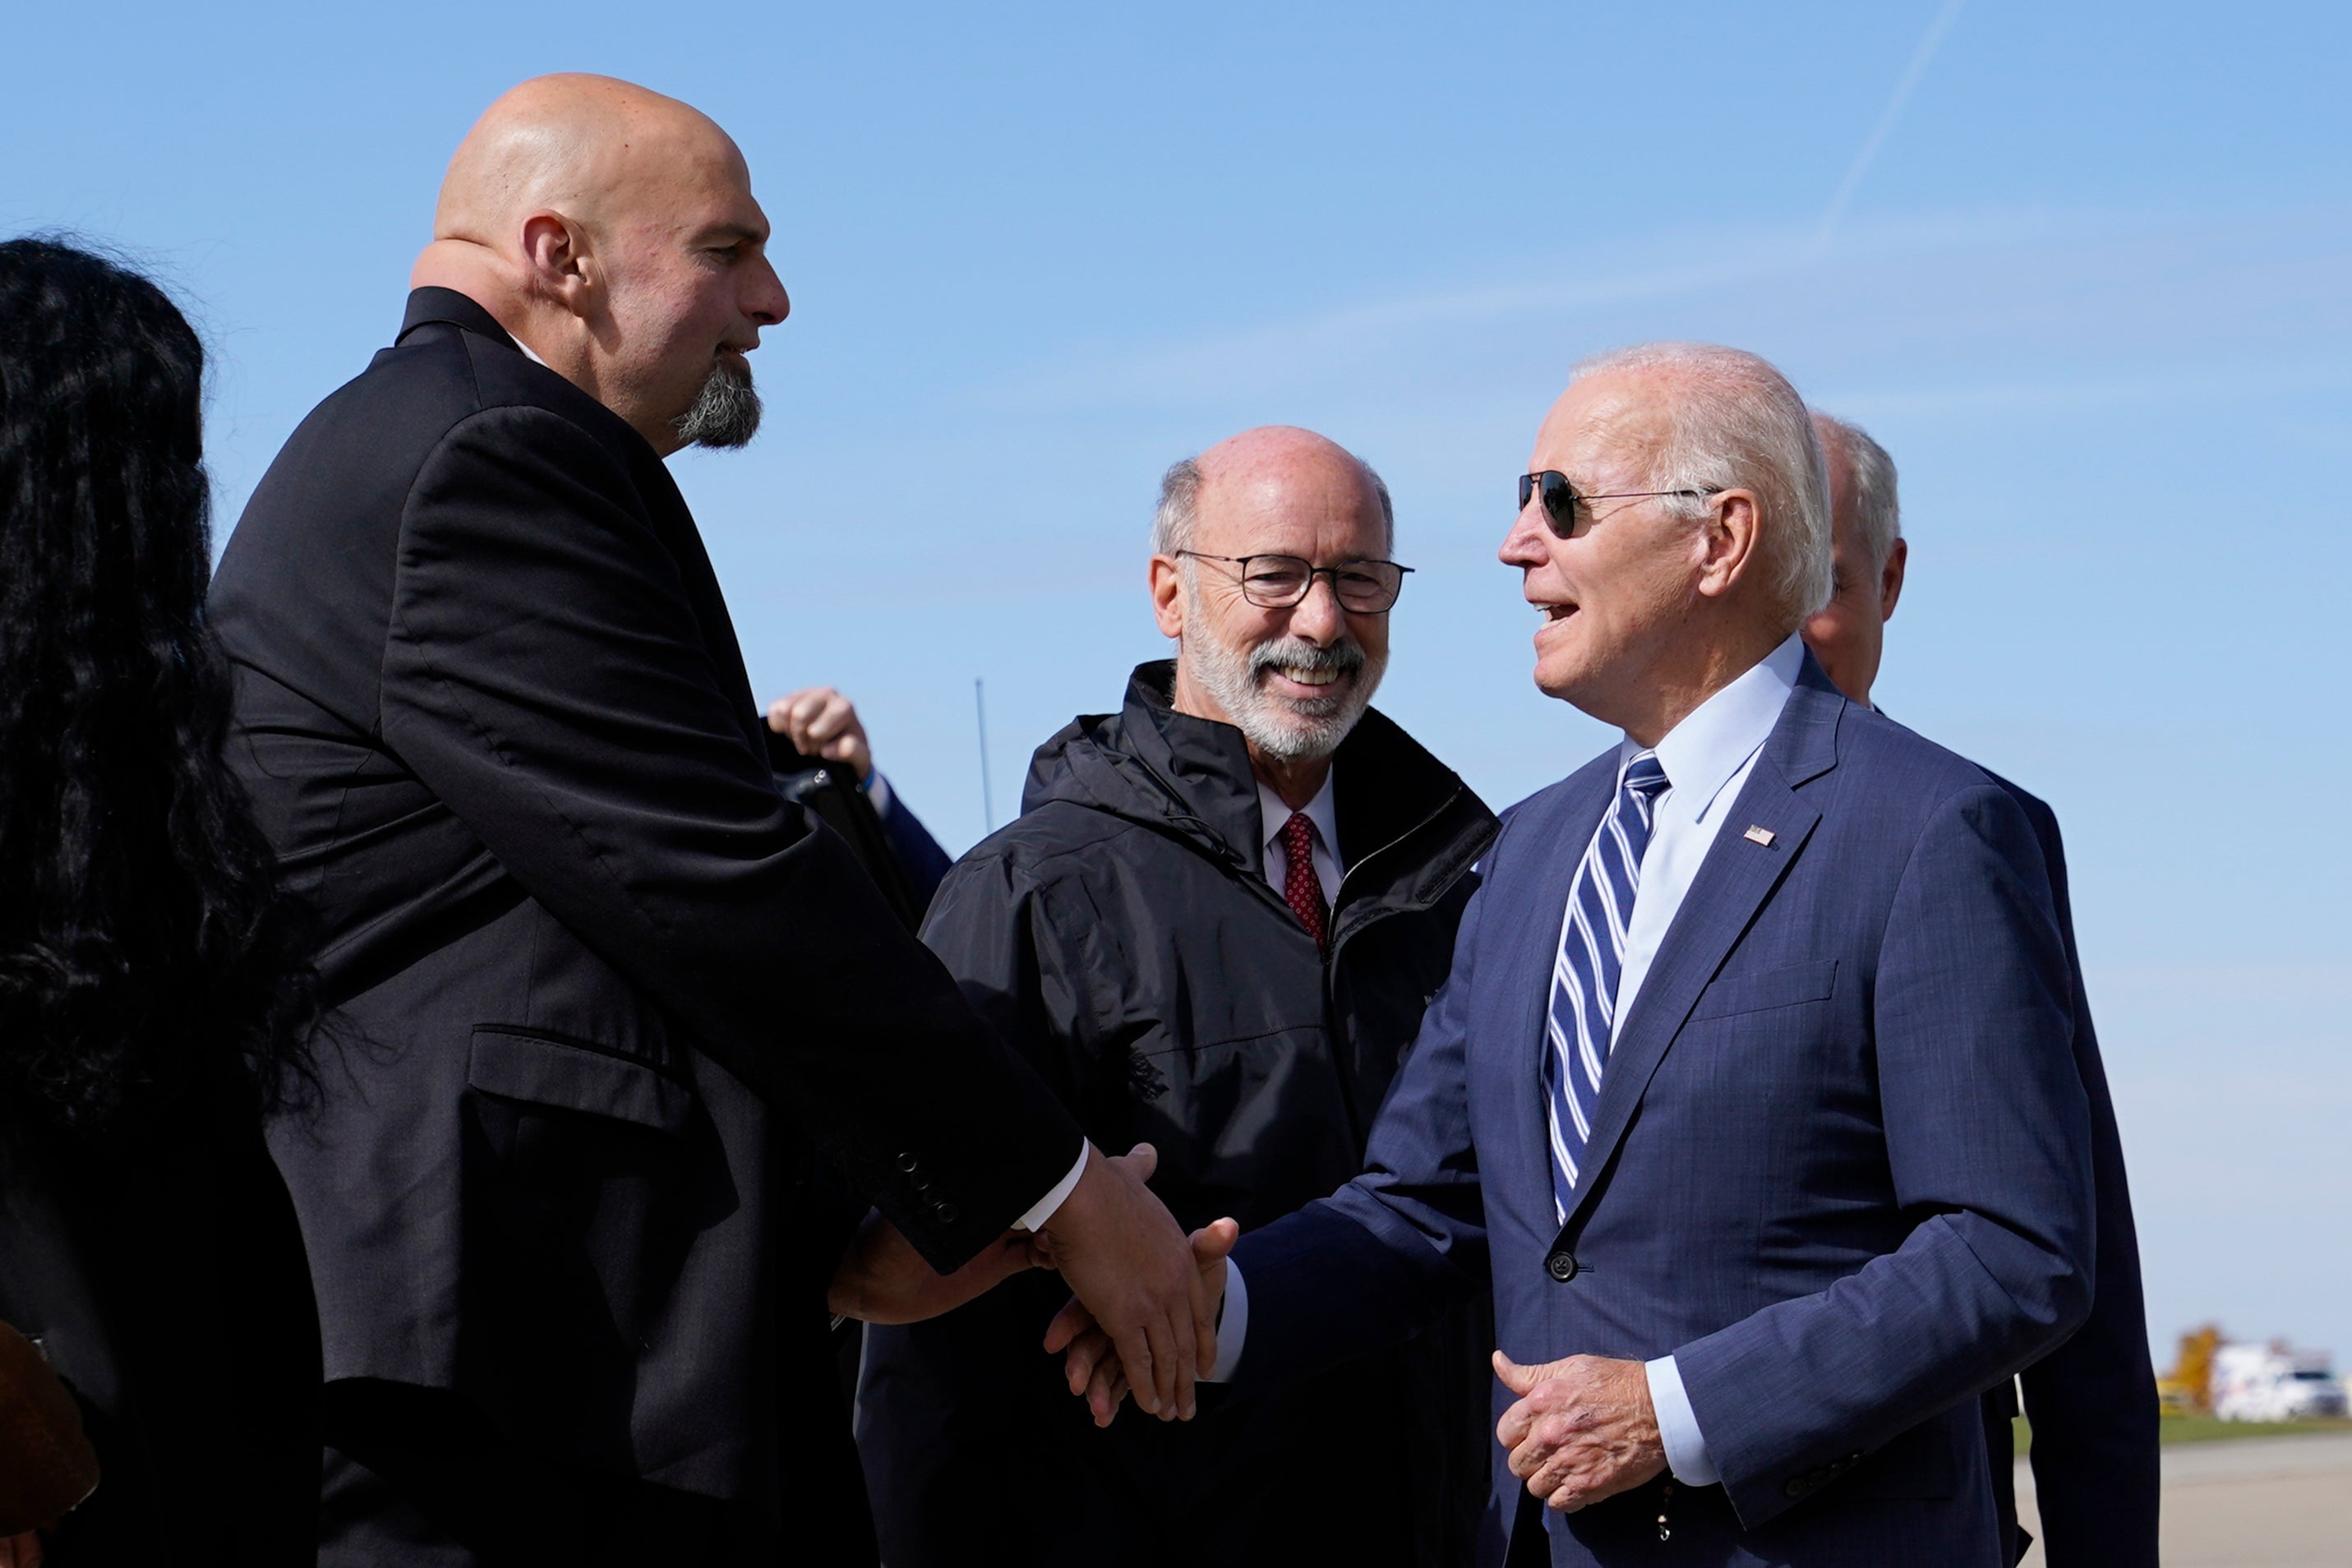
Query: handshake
829,1146,1664,1511
826,1141,1237,1423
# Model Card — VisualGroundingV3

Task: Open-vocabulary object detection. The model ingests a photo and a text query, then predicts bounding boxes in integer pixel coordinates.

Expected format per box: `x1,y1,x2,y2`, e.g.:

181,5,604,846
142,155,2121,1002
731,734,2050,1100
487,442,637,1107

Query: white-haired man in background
1804,412,2160,1567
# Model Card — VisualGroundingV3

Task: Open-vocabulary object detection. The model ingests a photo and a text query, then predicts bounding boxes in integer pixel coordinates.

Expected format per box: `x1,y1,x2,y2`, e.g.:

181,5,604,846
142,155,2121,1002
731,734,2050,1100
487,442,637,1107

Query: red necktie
1279,812,1328,953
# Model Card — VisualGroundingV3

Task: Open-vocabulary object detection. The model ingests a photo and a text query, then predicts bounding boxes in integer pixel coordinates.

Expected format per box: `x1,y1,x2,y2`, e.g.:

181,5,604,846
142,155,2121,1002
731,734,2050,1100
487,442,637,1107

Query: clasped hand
1492,1351,1667,1512
1046,1216,1238,1427
828,1142,1222,1420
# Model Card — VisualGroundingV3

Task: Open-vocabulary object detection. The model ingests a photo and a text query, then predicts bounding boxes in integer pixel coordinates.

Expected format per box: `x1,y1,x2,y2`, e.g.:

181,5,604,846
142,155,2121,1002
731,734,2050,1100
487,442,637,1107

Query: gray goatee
673,357,762,449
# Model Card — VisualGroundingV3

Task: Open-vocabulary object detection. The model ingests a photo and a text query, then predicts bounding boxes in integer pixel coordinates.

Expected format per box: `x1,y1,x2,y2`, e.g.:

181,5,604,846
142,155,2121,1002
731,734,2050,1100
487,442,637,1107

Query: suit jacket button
934,1202,960,1226
1544,1250,1580,1282
1783,1477,1806,1500
895,1152,920,1173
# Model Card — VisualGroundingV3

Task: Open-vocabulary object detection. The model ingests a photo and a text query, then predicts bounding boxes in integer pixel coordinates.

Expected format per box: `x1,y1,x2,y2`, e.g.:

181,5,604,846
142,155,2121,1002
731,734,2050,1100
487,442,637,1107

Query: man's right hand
1034,1143,1215,1421
1047,1216,1238,1427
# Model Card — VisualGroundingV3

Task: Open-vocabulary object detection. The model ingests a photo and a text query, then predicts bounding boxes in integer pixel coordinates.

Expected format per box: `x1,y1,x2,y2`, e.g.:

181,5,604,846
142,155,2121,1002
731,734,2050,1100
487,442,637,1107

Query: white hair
1811,411,1902,572
1151,451,1396,556
1570,342,1833,624
1151,458,1206,556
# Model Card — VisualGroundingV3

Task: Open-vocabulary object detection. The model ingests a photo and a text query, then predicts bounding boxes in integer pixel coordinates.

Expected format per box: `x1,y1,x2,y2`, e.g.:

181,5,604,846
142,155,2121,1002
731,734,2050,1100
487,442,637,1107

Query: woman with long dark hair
0,238,320,1566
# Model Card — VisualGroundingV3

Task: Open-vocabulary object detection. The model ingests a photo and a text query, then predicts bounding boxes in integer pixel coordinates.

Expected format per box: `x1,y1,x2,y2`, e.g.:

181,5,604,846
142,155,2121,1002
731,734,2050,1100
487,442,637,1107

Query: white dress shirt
1209,637,1806,1482
1257,772,1343,908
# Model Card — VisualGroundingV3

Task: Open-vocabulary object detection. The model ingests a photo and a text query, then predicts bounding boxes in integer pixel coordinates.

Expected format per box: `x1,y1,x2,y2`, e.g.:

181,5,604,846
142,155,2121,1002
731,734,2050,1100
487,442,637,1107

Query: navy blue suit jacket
876,792,952,907
1230,658,2098,1566
1980,775,2158,1565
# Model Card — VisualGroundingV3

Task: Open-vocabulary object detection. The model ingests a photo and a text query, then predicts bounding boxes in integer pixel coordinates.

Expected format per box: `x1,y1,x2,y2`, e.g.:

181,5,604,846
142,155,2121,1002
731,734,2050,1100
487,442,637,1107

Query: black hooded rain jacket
857,662,1501,1567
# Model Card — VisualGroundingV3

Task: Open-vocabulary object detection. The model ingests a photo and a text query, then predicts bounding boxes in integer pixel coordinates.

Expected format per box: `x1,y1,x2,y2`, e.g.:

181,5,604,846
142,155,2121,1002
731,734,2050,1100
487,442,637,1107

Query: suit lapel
1559,667,1847,1231
631,459,768,757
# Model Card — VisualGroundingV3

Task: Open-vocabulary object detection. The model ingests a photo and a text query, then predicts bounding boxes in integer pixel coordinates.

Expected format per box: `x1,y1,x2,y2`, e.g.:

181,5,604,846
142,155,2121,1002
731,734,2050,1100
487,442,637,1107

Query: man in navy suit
1056,343,2098,1565
1802,412,2159,1565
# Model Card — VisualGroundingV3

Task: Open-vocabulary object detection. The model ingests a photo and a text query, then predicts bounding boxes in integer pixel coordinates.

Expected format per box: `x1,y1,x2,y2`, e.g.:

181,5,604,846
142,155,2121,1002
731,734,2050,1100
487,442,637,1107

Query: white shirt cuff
1206,1260,1247,1381
1645,1354,1719,1486
865,770,895,817
1012,1143,1089,1233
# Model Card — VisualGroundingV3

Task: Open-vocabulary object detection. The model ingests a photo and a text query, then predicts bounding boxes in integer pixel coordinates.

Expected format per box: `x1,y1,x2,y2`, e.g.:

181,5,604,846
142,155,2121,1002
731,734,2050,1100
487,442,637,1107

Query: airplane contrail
1814,0,1969,252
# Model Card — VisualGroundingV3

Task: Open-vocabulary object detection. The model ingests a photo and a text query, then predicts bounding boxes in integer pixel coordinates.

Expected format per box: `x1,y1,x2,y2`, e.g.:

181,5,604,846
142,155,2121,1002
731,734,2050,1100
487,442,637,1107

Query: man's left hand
1493,1350,1667,1512
827,1210,1045,1325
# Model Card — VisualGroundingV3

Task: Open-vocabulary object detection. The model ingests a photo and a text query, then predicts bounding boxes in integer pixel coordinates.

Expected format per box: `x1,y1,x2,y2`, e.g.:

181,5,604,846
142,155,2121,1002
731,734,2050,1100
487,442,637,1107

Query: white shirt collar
1257,770,1339,860
1625,633,1805,819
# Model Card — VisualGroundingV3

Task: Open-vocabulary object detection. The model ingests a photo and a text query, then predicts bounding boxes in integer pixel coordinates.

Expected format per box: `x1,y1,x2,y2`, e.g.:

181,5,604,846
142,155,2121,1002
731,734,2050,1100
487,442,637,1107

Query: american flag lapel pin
1742,825,1776,847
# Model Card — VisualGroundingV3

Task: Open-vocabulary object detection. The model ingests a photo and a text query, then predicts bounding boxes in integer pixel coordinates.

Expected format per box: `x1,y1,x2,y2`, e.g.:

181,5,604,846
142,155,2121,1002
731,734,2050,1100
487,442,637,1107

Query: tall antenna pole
974,677,995,832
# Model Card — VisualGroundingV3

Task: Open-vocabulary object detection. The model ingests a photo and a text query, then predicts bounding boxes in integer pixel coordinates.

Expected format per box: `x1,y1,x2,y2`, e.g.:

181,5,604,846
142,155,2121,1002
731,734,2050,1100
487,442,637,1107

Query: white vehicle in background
2211,1342,2349,1421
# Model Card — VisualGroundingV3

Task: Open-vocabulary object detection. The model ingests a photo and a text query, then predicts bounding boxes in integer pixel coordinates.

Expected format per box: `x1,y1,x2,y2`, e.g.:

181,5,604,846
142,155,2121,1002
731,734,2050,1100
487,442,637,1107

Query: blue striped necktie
1543,749,1672,1222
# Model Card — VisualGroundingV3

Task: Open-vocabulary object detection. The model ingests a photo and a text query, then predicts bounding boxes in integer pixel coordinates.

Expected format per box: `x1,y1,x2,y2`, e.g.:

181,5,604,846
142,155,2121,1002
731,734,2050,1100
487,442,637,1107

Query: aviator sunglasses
1518,470,1724,539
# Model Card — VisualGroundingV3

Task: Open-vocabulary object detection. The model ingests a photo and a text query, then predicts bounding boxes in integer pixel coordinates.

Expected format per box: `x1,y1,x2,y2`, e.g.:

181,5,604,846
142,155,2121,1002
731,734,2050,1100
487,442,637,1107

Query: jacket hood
1020,662,1495,921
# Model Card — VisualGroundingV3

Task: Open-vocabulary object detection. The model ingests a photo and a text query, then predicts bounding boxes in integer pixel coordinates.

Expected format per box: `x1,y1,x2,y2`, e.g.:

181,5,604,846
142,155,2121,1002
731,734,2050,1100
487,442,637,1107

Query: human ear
1878,537,1907,621
1150,555,1186,639
1694,490,1760,600
518,212,597,318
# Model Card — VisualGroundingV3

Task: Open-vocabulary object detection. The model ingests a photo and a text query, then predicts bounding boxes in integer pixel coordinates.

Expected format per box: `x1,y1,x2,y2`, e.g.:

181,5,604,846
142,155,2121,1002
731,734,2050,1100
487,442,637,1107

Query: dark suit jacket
1978,776,2159,1566
1231,656,2100,1566
209,288,1081,1539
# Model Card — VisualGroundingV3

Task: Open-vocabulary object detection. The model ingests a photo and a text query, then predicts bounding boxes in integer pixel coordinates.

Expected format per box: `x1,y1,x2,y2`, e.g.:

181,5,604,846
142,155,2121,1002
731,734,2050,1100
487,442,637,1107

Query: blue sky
8,2,2348,1370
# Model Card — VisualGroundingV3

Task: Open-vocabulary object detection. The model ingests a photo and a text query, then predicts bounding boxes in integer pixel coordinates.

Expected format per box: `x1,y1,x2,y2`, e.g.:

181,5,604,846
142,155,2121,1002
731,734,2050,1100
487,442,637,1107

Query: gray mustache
1247,639,1365,677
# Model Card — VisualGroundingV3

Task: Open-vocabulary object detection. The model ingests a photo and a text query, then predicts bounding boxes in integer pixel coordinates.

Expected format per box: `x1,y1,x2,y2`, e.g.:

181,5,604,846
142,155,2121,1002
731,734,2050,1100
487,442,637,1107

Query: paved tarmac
2015,1432,2352,1566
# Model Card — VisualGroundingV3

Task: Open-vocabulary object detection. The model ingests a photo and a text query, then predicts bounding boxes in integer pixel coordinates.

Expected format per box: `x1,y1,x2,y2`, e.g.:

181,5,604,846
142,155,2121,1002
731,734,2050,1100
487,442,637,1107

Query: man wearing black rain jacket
856,428,1500,1567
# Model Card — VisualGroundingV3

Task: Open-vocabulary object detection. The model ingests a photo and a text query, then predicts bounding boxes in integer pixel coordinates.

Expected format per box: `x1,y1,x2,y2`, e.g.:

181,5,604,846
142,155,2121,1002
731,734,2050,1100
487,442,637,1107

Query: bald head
431,75,738,254
413,75,790,456
1151,426,1394,558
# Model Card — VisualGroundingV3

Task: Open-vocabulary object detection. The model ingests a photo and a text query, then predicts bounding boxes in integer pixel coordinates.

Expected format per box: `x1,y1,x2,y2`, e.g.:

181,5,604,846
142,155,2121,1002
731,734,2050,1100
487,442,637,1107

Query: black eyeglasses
1174,551,1413,613
1517,471,1723,538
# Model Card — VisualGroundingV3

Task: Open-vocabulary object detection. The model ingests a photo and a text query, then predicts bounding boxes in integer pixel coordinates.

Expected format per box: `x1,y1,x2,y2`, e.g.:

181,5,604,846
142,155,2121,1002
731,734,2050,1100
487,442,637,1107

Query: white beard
1180,576,1386,763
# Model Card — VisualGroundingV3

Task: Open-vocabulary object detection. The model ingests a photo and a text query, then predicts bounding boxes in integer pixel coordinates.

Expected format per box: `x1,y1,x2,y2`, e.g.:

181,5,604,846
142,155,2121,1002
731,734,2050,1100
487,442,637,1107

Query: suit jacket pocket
467,1026,696,1134
1687,960,1838,1022
461,1025,713,1455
